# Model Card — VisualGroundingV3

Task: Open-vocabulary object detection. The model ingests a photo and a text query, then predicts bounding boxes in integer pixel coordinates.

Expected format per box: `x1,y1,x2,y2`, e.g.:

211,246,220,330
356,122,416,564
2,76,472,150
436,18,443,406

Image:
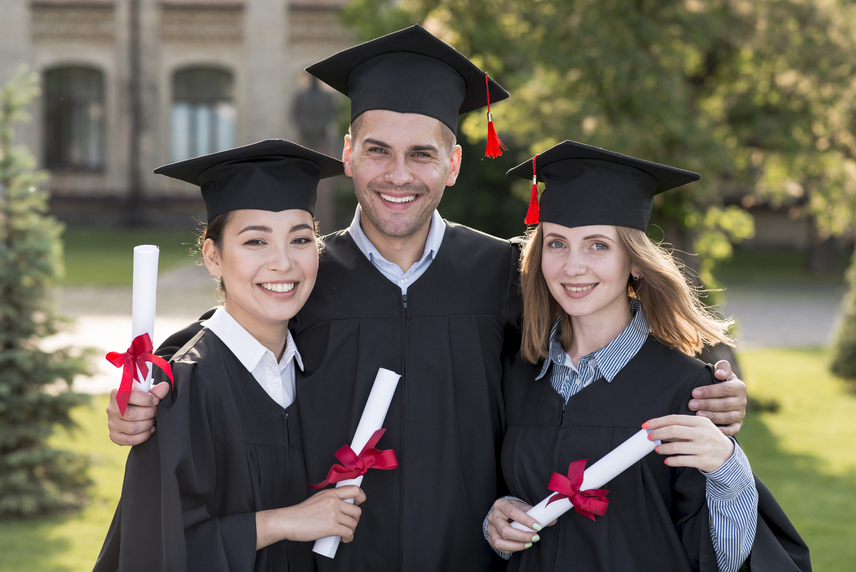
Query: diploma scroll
313,368,401,559
131,245,160,392
511,429,660,532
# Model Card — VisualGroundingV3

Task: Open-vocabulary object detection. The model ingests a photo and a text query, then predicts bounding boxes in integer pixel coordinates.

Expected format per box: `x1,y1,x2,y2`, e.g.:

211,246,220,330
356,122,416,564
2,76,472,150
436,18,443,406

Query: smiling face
343,109,461,246
203,208,319,347
540,223,639,331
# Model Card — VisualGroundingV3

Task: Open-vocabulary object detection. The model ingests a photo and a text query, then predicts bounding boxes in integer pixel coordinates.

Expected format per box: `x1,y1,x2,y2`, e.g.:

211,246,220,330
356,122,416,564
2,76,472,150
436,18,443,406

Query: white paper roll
511,429,659,532
313,368,401,559
131,245,160,392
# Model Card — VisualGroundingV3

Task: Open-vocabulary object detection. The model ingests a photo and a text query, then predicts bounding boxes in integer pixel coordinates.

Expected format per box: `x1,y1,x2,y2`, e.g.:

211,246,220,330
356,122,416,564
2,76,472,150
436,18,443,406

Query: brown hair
519,224,734,364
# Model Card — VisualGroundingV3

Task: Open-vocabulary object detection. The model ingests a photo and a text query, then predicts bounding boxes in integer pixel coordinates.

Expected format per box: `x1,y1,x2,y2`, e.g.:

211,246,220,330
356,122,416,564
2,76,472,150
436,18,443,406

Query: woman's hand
645,415,735,474
255,485,366,549
485,498,552,554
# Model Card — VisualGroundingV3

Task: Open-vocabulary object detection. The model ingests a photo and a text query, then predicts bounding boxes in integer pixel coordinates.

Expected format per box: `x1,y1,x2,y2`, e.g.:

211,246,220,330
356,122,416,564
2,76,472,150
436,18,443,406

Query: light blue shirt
347,206,446,295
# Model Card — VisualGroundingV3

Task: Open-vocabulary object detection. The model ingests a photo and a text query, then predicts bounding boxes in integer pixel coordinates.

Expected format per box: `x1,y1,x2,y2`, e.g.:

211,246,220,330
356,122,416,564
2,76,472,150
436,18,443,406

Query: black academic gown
501,337,720,572
501,337,813,572
292,224,521,571
94,329,315,572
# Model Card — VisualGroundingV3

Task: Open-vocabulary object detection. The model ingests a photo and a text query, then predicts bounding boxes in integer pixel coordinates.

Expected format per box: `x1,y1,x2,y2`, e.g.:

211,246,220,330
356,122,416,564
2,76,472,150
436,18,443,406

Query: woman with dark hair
94,140,365,572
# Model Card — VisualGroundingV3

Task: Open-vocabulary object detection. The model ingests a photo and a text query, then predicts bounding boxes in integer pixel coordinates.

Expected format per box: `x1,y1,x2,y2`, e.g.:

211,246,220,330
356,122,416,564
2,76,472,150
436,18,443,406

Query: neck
223,302,289,360
361,217,431,272
565,303,632,364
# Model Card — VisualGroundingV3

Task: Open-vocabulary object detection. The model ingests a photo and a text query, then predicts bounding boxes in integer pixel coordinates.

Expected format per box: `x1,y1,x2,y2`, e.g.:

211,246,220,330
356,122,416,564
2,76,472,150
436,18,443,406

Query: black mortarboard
154,139,343,221
305,24,509,144
507,140,700,230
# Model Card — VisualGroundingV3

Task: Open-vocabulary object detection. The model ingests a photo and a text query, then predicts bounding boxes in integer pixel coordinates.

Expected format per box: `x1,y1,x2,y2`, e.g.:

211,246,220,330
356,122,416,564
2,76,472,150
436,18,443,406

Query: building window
170,67,235,162
44,66,106,171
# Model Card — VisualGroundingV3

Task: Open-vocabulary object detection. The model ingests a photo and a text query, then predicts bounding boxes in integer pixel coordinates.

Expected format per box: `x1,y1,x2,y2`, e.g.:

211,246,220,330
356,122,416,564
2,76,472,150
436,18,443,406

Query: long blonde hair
519,224,734,364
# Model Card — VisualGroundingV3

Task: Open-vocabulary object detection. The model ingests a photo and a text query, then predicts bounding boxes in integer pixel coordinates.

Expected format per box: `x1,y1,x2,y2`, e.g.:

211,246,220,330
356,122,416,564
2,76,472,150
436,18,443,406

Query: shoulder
443,221,520,264
167,329,231,396
639,337,715,388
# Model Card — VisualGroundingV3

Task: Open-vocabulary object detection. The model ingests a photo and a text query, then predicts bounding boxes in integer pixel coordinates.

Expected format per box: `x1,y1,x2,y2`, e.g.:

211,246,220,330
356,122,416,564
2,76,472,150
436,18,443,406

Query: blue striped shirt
486,301,757,572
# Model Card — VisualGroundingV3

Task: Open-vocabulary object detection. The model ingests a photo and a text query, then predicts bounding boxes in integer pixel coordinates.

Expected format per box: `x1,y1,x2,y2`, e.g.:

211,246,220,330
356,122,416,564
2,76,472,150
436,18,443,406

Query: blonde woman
485,141,759,572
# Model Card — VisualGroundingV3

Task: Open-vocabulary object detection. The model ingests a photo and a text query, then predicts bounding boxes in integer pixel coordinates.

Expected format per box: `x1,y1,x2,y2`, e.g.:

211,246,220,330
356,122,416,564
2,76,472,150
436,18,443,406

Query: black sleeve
745,475,811,572
155,308,218,359
94,362,258,572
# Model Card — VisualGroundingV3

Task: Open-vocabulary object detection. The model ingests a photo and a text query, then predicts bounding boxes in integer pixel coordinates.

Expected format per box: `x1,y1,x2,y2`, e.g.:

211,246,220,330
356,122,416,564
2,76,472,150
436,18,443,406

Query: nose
563,250,587,276
384,153,414,187
268,242,295,273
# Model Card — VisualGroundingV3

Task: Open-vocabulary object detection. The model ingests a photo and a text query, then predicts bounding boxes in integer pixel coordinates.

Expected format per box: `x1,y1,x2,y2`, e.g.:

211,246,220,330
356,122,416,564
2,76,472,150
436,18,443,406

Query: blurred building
0,0,352,229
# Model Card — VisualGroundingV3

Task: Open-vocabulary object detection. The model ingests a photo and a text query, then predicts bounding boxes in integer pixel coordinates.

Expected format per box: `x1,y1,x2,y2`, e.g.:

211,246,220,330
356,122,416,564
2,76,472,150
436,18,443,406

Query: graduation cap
507,140,701,231
154,139,343,222
306,24,509,157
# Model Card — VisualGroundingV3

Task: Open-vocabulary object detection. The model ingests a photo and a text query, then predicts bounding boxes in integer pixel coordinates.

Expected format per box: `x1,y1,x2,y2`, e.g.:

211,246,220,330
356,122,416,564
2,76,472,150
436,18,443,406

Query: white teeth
381,193,416,203
564,284,595,292
261,283,295,293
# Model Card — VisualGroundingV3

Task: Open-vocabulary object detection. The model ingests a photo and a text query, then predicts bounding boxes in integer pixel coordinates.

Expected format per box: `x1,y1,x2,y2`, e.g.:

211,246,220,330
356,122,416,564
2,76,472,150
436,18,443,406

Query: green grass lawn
738,347,856,571
61,227,198,286
0,394,127,571
0,349,854,570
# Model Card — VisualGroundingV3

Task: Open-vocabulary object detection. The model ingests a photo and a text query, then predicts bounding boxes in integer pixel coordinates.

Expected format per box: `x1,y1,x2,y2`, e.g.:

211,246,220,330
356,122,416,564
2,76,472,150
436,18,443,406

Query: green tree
0,67,91,517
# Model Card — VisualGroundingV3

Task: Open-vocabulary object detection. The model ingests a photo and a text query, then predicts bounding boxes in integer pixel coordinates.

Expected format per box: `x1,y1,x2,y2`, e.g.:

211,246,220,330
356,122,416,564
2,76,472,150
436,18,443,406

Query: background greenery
61,228,197,286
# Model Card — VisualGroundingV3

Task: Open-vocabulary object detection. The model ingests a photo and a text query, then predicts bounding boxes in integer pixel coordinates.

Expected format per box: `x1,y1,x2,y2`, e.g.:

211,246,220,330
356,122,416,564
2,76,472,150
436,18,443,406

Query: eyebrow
237,223,314,235
363,137,390,149
237,225,272,235
543,232,615,241
583,234,614,241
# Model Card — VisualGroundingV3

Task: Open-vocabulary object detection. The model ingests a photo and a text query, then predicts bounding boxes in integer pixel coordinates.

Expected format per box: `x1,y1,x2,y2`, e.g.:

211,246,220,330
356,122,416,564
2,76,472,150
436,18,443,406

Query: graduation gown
500,337,720,572
291,223,521,571
94,329,315,572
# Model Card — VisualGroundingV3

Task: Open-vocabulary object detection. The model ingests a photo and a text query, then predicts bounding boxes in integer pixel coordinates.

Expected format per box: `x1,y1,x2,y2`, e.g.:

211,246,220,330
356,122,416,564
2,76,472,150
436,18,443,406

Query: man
106,25,748,571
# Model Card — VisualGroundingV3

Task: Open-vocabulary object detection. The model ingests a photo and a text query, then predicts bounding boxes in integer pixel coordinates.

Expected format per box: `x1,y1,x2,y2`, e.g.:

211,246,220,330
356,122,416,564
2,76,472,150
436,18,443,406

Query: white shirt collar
348,205,446,267
203,307,303,373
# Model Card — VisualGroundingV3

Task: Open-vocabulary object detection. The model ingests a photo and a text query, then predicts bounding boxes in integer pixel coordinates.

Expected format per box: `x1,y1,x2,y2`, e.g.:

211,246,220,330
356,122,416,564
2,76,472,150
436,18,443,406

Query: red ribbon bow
308,428,398,489
545,459,610,521
106,333,174,417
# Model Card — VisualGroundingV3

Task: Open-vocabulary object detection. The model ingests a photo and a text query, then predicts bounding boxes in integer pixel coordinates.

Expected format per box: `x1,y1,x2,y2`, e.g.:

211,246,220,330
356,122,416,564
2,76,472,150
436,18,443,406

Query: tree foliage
342,0,856,274
0,67,91,518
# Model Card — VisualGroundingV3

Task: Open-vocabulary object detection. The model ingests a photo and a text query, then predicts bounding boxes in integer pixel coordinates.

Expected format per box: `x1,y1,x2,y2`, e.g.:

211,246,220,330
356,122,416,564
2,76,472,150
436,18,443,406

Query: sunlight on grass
62,228,198,286
738,347,856,571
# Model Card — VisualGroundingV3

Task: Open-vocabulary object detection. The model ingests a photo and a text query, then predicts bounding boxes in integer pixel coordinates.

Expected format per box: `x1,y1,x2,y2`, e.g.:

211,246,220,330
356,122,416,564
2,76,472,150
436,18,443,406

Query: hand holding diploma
105,245,173,417
312,368,401,559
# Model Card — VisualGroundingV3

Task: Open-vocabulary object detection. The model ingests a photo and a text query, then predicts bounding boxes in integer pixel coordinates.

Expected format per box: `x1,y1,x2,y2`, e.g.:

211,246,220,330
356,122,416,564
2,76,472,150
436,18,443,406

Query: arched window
43,66,105,170
171,67,235,162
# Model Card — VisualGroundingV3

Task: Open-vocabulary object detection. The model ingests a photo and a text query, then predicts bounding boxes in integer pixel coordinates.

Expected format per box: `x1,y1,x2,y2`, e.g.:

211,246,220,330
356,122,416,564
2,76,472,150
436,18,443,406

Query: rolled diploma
313,367,401,559
131,245,160,393
511,428,660,532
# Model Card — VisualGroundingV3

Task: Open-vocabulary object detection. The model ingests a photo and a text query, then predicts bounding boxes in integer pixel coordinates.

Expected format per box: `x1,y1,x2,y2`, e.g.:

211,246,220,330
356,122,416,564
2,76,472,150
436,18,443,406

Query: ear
202,238,223,278
445,144,462,187
342,134,354,178
630,262,641,280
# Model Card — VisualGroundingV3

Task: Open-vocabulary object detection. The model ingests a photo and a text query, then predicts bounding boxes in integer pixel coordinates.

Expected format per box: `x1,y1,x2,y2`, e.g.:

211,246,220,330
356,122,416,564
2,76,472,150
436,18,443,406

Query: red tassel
484,73,506,158
524,157,540,225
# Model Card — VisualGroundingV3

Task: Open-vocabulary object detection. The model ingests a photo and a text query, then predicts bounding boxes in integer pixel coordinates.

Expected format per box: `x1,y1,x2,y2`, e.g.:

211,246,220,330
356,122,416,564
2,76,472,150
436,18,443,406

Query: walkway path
47,262,848,394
